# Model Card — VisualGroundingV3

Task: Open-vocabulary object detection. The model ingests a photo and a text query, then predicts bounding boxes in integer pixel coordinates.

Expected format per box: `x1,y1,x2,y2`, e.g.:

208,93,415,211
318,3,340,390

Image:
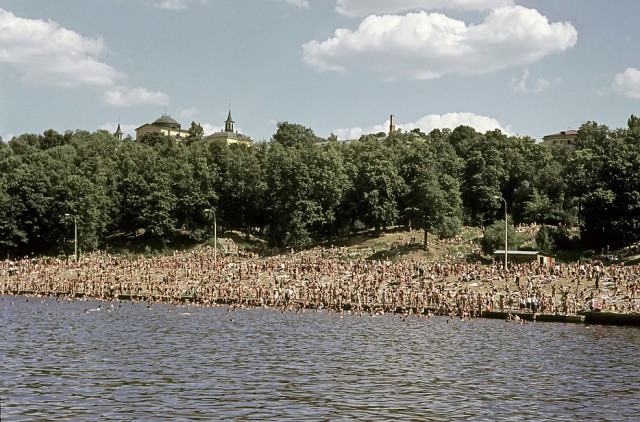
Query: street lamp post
204,208,217,264
493,196,508,271
64,213,78,262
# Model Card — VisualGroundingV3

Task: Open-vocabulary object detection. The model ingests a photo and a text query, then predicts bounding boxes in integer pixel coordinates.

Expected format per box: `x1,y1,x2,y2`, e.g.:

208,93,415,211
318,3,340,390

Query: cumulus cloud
146,0,208,10
0,9,170,107
335,0,513,17
103,87,170,107
404,112,509,133
612,68,640,99
0,9,123,87
333,112,509,139
332,126,367,140
303,6,577,80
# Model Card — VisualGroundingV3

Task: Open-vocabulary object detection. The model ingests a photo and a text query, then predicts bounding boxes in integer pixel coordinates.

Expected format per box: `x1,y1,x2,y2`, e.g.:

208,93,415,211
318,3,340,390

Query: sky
1,0,639,143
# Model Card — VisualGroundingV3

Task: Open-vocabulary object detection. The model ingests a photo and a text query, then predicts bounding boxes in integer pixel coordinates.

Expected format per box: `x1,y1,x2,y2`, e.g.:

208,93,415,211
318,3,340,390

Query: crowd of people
2,244,639,318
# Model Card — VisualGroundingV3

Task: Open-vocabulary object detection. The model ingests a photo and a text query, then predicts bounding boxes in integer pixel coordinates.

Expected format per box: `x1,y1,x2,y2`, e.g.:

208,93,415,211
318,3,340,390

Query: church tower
114,123,123,141
225,111,235,132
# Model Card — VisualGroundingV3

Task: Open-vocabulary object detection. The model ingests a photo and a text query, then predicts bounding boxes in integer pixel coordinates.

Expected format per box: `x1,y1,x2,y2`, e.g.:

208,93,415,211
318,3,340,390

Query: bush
535,225,573,252
481,219,521,254
437,216,462,239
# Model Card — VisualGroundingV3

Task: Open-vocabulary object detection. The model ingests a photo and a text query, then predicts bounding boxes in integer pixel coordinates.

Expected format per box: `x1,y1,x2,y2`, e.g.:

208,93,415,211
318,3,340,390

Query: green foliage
345,135,406,236
564,119,640,248
264,128,349,247
2,114,640,256
272,121,319,147
400,137,462,248
187,121,204,140
481,219,521,255
535,225,573,252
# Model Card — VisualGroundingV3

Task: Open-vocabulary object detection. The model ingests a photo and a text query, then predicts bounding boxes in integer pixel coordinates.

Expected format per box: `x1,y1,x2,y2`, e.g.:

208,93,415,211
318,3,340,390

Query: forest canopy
1,116,639,257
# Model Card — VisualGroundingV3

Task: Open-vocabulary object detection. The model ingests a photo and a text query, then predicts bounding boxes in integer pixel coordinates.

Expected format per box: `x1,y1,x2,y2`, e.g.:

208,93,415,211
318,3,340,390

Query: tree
564,119,640,248
535,225,573,252
114,141,177,237
218,143,266,237
264,142,318,247
264,124,349,247
461,150,503,226
0,177,27,253
447,125,478,158
187,121,204,141
401,138,462,249
6,149,60,253
344,135,407,236
272,121,318,148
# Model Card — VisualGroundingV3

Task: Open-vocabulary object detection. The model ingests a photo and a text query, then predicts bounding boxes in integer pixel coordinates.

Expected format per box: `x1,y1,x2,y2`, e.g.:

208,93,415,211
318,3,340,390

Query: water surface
1,296,639,421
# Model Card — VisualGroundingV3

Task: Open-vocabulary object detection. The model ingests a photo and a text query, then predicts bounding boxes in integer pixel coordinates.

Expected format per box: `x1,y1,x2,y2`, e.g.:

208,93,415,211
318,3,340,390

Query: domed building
135,114,190,140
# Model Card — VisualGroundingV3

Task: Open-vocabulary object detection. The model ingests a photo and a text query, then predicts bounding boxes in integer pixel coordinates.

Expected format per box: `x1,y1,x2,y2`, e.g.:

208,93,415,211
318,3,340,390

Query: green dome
153,115,181,129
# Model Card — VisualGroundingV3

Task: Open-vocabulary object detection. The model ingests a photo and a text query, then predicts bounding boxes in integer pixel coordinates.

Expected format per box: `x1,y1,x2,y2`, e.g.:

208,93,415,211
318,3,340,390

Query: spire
115,122,123,141
225,110,235,132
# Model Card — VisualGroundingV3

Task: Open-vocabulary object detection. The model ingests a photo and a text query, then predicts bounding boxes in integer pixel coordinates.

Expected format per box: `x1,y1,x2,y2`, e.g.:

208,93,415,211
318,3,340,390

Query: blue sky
1,0,639,142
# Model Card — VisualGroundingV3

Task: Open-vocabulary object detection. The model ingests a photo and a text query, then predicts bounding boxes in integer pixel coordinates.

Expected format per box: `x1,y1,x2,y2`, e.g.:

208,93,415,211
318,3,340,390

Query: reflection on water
2,296,640,421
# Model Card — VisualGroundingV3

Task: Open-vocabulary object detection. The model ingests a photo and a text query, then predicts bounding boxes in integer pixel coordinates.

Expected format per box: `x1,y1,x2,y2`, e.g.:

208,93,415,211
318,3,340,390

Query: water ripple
2,296,640,421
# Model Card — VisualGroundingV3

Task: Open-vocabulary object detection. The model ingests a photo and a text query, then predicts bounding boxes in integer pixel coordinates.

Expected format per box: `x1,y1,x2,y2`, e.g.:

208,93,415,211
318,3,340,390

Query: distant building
135,114,190,140
204,111,252,146
542,130,577,152
114,123,124,141
493,250,556,267
134,111,252,145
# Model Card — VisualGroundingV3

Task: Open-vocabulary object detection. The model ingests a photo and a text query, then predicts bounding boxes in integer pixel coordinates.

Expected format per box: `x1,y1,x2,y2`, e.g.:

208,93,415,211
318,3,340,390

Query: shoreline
3,290,640,327
2,245,639,326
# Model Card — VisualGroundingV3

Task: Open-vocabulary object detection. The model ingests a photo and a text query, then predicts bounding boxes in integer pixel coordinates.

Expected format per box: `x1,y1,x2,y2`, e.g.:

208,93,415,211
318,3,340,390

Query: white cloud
103,87,170,107
532,77,557,93
146,0,208,10
509,68,530,94
276,0,310,8
202,123,224,136
303,6,577,80
0,9,123,87
332,126,367,140
509,68,560,94
612,68,640,99
336,0,513,17
333,112,509,139
404,112,509,133
0,8,169,109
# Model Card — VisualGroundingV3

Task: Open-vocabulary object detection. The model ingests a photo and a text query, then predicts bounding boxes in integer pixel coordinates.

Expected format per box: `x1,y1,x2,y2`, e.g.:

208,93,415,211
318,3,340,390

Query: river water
1,295,639,421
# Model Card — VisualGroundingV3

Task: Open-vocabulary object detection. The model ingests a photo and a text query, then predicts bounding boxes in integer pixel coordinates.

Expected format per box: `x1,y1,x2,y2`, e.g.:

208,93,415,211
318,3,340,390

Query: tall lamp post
64,213,78,262
204,208,217,265
493,196,508,270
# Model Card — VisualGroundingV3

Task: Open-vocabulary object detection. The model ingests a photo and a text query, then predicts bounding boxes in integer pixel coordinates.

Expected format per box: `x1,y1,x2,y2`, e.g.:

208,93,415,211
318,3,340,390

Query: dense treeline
1,116,639,257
